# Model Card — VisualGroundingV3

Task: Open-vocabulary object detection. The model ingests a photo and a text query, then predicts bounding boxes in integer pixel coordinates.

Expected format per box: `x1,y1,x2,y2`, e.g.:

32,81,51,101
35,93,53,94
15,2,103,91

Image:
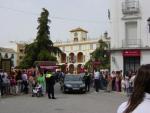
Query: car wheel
82,91,86,94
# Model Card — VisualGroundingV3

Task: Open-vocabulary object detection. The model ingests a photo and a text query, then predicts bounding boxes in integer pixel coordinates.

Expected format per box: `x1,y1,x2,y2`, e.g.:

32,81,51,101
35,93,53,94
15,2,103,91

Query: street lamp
147,17,150,33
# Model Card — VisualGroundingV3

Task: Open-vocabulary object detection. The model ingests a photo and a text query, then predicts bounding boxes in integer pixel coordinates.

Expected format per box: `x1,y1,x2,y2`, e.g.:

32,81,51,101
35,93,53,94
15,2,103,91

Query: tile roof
70,27,88,33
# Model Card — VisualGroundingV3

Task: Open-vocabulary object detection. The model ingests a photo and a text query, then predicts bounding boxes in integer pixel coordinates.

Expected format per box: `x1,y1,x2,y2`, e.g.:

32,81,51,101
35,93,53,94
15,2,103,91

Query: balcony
122,1,139,14
122,39,141,48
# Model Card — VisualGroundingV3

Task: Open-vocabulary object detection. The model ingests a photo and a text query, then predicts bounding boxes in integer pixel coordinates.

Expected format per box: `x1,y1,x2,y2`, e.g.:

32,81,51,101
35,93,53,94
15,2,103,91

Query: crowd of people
83,69,136,96
0,67,139,98
0,68,64,99
0,65,149,113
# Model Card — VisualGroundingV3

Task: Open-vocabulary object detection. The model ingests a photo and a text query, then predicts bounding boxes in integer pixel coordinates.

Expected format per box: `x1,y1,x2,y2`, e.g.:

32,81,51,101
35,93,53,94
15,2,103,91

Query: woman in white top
117,64,150,113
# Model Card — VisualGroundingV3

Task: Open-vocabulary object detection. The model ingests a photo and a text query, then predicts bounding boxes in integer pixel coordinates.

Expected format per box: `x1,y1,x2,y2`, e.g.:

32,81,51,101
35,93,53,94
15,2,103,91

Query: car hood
64,81,83,85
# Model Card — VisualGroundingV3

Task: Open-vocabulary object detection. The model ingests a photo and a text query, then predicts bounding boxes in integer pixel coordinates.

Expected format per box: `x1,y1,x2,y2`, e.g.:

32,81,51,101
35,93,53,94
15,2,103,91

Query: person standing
121,76,126,94
83,71,91,92
22,70,28,94
117,64,150,113
0,69,4,96
111,71,116,91
45,70,56,99
37,71,46,95
15,70,22,94
106,74,112,92
94,69,100,92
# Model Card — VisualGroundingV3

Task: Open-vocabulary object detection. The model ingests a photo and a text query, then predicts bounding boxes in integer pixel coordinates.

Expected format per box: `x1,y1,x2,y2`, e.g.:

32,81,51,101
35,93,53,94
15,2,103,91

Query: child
32,83,43,97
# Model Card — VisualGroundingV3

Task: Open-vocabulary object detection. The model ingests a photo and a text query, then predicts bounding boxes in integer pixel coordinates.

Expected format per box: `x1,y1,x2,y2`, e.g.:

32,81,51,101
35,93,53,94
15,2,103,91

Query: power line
0,6,109,24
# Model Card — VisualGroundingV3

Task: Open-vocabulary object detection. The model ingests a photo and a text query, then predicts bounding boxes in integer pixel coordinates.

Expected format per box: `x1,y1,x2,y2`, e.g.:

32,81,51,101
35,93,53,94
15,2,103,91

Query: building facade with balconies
0,47,17,69
54,27,110,74
110,0,150,73
16,43,26,66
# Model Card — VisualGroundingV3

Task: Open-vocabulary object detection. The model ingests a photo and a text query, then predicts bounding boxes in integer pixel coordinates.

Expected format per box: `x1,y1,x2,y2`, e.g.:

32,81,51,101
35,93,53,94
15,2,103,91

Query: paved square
0,85,127,113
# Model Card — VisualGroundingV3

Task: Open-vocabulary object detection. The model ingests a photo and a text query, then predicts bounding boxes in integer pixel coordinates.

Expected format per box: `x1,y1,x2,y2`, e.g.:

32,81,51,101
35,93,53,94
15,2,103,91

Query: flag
108,9,110,20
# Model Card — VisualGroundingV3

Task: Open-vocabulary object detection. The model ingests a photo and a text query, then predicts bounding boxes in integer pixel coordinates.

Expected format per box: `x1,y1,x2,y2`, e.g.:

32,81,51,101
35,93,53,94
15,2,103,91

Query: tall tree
19,8,61,68
85,39,110,70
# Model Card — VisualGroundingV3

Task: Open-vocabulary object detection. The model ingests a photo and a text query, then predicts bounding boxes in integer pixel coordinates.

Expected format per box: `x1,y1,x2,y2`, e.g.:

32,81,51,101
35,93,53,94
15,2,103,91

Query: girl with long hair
117,64,150,113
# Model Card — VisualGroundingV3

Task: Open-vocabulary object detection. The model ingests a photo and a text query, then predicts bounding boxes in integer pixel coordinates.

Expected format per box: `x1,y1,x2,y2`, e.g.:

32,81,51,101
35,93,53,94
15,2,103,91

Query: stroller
32,83,43,97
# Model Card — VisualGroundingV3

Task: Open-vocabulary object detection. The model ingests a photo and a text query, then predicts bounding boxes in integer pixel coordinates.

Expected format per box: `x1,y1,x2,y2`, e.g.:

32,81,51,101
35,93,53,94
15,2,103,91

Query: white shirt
22,73,28,81
130,75,136,87
94,71,100,79
117,93,150,113
121,79,125,88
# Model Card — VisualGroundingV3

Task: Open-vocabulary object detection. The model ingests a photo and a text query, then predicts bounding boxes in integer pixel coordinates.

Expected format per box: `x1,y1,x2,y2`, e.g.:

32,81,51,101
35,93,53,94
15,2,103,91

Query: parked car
61,74,86,93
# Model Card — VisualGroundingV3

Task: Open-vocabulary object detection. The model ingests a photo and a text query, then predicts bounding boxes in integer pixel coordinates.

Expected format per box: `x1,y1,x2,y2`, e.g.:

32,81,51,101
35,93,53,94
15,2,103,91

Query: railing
122,39,141,48
122,1,139,14
54,38,99,45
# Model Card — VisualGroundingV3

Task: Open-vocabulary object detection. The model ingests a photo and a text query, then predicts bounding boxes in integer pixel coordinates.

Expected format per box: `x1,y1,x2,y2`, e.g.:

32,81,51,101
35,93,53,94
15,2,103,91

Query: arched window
4,53,8,58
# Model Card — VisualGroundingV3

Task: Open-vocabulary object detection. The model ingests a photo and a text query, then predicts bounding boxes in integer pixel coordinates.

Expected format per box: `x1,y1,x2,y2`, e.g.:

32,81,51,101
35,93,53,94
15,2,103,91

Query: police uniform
45,73,56,99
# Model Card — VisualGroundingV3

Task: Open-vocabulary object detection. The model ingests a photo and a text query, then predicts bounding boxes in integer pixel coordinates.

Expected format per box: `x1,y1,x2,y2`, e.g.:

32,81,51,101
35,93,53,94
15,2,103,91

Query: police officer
45,70,56,99
83,71,91,92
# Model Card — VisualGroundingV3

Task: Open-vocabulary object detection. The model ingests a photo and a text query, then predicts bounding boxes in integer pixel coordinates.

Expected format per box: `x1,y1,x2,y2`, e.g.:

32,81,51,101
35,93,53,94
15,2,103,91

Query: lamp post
147,17,150,46
147,17,150,33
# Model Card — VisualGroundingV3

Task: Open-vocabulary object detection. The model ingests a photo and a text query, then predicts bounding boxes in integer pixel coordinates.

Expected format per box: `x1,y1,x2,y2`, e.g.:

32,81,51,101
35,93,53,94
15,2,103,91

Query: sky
0,0,109,50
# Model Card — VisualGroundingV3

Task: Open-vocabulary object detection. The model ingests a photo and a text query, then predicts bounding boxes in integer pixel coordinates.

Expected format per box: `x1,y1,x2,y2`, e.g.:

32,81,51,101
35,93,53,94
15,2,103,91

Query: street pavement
0,83,127,113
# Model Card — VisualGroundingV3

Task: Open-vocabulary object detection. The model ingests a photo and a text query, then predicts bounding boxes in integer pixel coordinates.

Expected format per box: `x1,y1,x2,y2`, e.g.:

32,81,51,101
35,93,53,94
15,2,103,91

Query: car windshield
65,75,82,81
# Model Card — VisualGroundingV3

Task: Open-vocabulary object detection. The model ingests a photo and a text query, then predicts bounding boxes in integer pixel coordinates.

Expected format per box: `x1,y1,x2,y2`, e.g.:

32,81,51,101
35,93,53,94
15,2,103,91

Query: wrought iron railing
122,1,139,14
122,39,141,48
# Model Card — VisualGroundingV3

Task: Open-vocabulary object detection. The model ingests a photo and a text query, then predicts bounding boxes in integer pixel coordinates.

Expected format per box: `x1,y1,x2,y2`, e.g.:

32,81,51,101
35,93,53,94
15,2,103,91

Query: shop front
123,50,141,73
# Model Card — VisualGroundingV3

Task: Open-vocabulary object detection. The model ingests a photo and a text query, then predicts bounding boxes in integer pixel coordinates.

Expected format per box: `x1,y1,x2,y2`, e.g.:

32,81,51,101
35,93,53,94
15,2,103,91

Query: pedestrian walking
117,64,150,113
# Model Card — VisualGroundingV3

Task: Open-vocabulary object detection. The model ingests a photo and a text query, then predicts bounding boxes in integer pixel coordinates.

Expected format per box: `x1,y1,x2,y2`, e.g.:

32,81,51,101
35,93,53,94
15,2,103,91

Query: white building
0,47,17,67
54,27,110,73
110,0,150,73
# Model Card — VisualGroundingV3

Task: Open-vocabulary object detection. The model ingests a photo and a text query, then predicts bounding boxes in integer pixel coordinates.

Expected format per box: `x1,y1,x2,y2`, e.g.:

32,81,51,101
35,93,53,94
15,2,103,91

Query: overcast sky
0,0,109,50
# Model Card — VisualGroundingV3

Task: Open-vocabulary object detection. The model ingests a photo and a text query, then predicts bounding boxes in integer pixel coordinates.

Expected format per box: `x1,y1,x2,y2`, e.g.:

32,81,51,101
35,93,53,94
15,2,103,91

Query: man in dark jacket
0,70,3,96
83,71,91,92
45,70,56,99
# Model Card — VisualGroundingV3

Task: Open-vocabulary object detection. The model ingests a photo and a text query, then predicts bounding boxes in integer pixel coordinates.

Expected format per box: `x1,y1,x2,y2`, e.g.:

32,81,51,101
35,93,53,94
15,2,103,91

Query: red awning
40,66,59,69
123,50,141,57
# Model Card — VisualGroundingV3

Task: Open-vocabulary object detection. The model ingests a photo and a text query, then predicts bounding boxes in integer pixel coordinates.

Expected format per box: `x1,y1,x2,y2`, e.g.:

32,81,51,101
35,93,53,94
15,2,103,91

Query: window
90,44,93,50
70,46,73,51
74,37,78,42
11,60,14,67
125,22,137,45
62,47,65,51
4,53,8,58
19,49,24,53
74,32,78,36
11,54,14,59
19,56,23,60
79,45,81,50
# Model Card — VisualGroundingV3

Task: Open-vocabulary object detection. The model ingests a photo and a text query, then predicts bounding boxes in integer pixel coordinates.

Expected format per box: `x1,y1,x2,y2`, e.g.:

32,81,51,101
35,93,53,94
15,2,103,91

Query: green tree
85,39,110,70
19,8,61,69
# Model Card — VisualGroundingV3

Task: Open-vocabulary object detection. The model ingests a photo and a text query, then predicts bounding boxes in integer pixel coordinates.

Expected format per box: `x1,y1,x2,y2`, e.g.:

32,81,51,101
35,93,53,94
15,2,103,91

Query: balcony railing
122,39,141,48
122,1,139,14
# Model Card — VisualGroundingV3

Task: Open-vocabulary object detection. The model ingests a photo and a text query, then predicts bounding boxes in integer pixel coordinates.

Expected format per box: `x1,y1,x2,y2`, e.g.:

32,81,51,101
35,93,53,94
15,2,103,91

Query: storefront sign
122,50,141,57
